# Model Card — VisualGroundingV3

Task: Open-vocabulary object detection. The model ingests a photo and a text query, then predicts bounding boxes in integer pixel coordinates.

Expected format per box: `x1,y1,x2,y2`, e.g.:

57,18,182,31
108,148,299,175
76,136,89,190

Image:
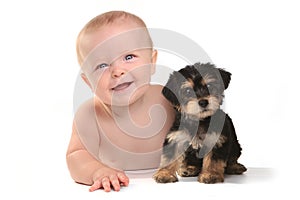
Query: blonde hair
76,10,152,66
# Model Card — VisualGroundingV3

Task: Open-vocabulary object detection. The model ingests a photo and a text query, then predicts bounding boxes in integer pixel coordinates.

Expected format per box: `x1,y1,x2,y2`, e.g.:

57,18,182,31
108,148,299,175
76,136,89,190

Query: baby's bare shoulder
148,84,163,97
150,84,164,90
74,98,95,118
73,98,100,156
149,85,168,100
74,98,107,127
148,85,173,110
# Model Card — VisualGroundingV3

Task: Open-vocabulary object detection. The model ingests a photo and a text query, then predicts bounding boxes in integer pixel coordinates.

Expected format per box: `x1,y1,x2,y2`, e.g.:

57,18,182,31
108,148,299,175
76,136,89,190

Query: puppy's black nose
199,100,208,108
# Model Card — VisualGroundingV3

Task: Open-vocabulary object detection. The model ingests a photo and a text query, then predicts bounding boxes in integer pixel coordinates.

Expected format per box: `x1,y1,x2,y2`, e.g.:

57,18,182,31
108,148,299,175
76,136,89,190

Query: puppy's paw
177,165,201,177
153,169,178,183
198,172,224,184
225,163,247,174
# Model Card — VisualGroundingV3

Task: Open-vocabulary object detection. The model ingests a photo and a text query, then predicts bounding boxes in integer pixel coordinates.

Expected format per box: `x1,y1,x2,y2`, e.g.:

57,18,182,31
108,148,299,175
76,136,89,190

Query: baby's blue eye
96,63,109,69
124,54,135,61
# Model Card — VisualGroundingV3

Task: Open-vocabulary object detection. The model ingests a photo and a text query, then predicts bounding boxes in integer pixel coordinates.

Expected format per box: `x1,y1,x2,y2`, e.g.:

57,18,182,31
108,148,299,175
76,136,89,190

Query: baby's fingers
101,177,112,192
89,177,111,192
89,179,102,192
109,175,121,191
117,172,129,186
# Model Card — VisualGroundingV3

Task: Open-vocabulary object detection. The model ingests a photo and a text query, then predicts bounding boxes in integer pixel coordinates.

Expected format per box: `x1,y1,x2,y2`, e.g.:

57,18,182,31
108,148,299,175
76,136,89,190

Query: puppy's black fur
153,62,246,183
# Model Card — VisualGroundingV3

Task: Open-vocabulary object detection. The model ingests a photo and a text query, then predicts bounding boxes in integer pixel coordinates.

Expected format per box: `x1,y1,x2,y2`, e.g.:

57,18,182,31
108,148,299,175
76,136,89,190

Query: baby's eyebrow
120,48,150,55
119,49,133,55
111,49,139,59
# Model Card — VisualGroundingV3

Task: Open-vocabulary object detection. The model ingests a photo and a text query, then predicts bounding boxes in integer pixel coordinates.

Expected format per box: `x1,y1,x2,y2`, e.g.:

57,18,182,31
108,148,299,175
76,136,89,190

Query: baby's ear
81,73,93,90
150,50,158,75
218,68,231,89
162,71,181,106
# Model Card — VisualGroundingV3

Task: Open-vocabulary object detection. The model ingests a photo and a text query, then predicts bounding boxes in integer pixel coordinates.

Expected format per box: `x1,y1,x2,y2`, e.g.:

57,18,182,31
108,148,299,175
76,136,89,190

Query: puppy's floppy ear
162,71,181,106
218,68,231,89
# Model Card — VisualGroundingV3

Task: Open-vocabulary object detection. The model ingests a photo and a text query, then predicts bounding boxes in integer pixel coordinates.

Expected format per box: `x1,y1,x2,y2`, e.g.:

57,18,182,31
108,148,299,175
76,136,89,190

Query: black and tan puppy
153,62,246,184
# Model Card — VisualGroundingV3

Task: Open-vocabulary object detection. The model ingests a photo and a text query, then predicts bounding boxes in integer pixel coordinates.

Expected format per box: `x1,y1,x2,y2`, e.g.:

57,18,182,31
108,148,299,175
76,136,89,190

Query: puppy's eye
183,88,194,97
206,83,218,92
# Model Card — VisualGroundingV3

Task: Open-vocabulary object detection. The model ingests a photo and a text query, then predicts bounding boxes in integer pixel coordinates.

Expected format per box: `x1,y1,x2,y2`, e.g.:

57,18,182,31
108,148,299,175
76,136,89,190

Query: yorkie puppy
153,62,246,184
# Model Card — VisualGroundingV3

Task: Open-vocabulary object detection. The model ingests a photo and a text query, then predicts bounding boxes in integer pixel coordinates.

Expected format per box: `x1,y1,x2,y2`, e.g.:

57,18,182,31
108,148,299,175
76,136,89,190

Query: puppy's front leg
153,130,191,183
153,144,183,183
177,146,202,177
198,151,226,183
153,158,180,183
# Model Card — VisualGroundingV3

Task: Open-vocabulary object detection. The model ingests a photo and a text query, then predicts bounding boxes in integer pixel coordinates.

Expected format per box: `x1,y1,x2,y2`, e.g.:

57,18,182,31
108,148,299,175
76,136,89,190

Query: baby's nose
111,67,125,78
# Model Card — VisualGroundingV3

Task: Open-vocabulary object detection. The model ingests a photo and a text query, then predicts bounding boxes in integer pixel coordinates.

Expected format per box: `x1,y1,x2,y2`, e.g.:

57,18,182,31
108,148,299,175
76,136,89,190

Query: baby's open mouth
112,82,133,91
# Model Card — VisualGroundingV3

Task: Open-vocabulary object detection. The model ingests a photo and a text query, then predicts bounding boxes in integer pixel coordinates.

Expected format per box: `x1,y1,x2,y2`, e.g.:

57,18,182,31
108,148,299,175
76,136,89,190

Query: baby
66,11,175,192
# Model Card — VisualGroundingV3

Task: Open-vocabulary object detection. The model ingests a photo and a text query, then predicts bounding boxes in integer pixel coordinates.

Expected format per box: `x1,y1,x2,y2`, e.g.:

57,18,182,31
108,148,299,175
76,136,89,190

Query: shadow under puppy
153,62,247,184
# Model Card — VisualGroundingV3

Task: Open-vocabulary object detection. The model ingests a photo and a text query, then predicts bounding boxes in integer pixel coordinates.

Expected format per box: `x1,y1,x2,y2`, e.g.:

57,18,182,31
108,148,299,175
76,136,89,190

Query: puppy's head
162,62,231,119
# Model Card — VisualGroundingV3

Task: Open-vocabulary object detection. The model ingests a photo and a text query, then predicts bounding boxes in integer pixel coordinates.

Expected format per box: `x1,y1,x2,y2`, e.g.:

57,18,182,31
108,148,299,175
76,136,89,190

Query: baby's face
80,22,156,106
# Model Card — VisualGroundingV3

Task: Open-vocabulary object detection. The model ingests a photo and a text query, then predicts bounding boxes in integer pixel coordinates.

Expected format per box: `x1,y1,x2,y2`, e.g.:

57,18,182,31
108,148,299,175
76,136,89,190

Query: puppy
153,62,246,184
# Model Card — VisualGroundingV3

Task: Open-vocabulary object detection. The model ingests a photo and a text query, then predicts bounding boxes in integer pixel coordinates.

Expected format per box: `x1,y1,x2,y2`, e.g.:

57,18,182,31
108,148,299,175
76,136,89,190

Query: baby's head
76,11,157,107
76,11,153,66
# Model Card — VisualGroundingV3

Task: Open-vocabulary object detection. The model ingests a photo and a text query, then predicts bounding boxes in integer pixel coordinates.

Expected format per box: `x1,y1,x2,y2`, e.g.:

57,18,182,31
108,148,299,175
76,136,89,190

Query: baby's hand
89,167,129,192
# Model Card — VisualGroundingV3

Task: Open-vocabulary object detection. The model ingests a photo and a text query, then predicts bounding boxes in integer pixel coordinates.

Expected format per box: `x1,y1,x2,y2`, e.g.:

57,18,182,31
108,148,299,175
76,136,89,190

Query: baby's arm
66,122,129,192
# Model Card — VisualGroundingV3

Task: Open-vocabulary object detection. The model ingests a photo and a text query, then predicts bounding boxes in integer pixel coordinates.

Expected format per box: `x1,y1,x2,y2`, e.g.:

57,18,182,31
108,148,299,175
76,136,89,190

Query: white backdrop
0,0,299,199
